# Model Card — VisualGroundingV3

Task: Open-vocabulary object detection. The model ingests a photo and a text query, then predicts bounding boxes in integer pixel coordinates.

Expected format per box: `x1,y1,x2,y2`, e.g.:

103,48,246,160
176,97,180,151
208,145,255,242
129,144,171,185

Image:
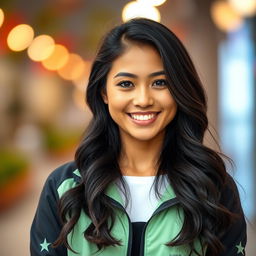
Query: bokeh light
42,44,69,71
211,1,243,32
228,0,256,17
137,0,167,7
57,53,85,81
25,74,65,122
7,24,34,51
122,1,161,22
73,60,92,91
0,8,4,28
72,87,86,111
27,35,55,61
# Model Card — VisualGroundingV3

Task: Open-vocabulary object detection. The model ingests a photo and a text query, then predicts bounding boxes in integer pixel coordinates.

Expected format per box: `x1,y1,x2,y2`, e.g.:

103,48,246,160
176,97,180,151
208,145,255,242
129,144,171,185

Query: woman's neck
119,134,164,176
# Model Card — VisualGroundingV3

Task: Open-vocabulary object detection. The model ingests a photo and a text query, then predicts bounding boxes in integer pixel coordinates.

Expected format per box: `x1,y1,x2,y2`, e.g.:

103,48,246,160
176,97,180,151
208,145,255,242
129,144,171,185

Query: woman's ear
101,89,108,104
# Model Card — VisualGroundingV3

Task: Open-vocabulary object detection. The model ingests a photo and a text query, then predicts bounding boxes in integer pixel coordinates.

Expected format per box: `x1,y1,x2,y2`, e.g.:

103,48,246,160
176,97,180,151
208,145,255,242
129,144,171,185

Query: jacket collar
73,169,125,205
73,169,177,207
104,176,178,207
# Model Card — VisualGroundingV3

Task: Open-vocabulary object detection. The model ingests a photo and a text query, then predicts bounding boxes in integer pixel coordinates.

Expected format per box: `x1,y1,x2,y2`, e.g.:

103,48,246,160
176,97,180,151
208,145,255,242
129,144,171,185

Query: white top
120,175,168,222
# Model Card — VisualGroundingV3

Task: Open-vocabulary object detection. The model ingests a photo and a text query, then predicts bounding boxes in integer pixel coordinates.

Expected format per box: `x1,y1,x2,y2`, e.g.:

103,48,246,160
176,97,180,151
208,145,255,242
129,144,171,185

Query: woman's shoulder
43,161,81,198
222,173,240,196
220,172,243,213
47,161,79,181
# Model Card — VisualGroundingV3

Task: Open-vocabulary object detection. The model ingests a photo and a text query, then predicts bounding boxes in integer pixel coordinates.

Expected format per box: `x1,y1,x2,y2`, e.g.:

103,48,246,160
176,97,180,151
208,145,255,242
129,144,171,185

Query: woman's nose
132,87,154,107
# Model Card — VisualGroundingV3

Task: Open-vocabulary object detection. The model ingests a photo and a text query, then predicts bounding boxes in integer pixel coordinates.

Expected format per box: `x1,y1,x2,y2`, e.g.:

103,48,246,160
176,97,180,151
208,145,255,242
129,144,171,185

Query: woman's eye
153,79,168,87
117,81,133,88
116,79,168,88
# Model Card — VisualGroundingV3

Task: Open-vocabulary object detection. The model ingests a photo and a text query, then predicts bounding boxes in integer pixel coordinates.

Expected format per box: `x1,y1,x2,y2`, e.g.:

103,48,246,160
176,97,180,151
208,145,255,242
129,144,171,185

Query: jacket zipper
139,198,179,256
108,198,133,256
108,196,179,256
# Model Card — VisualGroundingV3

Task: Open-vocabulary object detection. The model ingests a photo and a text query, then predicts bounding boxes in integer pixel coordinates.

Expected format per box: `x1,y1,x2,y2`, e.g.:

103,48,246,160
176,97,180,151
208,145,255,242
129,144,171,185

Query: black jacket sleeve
30,171,67,256
215,174,247,256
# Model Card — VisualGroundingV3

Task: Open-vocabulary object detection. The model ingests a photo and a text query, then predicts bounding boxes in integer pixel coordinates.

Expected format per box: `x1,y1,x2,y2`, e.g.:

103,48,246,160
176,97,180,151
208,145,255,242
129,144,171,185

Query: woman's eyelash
153,79,168,86
117,80,133,88
116,79,168,88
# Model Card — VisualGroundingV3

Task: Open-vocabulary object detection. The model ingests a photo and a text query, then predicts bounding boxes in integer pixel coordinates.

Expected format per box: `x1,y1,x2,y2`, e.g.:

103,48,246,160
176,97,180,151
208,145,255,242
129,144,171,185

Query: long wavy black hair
53,18,239,255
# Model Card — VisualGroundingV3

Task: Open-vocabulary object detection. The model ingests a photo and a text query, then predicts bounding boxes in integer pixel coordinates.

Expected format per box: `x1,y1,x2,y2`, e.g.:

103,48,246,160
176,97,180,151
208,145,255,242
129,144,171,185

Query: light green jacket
57,169,205,256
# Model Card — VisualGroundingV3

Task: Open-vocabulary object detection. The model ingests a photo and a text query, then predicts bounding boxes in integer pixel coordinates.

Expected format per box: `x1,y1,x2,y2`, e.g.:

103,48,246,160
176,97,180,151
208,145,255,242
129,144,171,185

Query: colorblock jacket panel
30,162,247,256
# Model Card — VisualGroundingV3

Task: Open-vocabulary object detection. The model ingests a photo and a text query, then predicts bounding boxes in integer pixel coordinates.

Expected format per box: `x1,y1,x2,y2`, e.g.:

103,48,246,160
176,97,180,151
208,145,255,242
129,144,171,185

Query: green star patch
40,238,51,252
236,241,245,255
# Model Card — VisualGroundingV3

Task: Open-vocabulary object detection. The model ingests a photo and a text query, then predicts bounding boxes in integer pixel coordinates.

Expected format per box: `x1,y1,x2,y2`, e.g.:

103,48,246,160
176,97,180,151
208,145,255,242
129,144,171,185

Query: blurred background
0,0,255,255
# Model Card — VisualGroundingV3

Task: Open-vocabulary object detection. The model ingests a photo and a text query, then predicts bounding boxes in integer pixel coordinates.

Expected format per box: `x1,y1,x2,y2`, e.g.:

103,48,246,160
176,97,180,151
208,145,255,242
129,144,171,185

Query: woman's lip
128,111,160,115
127,112,160,126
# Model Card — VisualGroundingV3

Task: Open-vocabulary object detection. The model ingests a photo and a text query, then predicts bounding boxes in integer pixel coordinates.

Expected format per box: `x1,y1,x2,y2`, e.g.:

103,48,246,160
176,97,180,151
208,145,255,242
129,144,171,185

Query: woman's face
102,43,177,142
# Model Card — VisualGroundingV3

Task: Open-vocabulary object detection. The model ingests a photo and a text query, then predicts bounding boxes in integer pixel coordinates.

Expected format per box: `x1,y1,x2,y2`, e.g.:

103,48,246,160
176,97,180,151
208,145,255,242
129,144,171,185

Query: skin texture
102,43,177,176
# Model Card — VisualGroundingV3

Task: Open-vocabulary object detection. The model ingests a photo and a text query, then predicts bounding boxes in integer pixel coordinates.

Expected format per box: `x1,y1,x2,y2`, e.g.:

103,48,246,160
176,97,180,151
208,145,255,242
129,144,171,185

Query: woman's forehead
108,44,164,77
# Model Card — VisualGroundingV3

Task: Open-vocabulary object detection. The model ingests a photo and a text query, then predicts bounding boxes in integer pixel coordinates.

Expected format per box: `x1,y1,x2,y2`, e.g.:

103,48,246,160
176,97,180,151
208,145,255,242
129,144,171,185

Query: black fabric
217,175,247,256
30,162,77,256
205,174,247,256
131,222,146,256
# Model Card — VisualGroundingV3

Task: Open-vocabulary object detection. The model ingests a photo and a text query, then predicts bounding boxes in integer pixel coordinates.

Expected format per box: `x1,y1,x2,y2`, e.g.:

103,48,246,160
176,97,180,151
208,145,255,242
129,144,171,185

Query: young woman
30,18,247,256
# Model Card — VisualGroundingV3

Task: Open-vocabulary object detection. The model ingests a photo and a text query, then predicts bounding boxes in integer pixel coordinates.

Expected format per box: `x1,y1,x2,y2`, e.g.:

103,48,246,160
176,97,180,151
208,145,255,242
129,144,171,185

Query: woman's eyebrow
113,70,165,78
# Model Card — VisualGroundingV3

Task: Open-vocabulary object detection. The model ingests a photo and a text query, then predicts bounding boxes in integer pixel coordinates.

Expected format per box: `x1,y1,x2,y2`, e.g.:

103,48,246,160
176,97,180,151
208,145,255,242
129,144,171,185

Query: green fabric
57,178,76,198
143,207,205,255
105,182,124,206
67,209,129,256
73,169,81,177
156,181,176,208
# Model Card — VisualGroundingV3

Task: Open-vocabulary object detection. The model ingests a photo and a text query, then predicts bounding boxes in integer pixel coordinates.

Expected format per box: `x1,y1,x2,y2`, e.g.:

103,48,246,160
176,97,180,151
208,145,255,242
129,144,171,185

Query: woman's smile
127,112,160,126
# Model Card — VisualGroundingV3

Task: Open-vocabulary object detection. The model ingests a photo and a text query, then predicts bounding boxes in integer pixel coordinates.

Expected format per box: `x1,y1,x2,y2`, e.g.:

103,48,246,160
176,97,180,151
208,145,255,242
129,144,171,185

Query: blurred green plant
0,150,31,210
42,126,81,154
0,150,29,188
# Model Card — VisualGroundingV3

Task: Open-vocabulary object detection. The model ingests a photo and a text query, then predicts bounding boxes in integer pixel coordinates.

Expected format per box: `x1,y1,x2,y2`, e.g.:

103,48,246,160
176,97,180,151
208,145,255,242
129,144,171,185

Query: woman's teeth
130,113,156,121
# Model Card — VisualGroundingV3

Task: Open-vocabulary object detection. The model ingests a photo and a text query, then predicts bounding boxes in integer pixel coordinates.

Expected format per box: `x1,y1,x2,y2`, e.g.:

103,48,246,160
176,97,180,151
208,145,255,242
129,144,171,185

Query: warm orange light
122,1,161,22
7,24,34,51
25,75,64,122
211,1,243,32
72,88,87,111
228,0,256,17
27,35,55,61
42,44,69,71
58,53,85,81
73,60,92,90
137,0,167,7
0,8,4,28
